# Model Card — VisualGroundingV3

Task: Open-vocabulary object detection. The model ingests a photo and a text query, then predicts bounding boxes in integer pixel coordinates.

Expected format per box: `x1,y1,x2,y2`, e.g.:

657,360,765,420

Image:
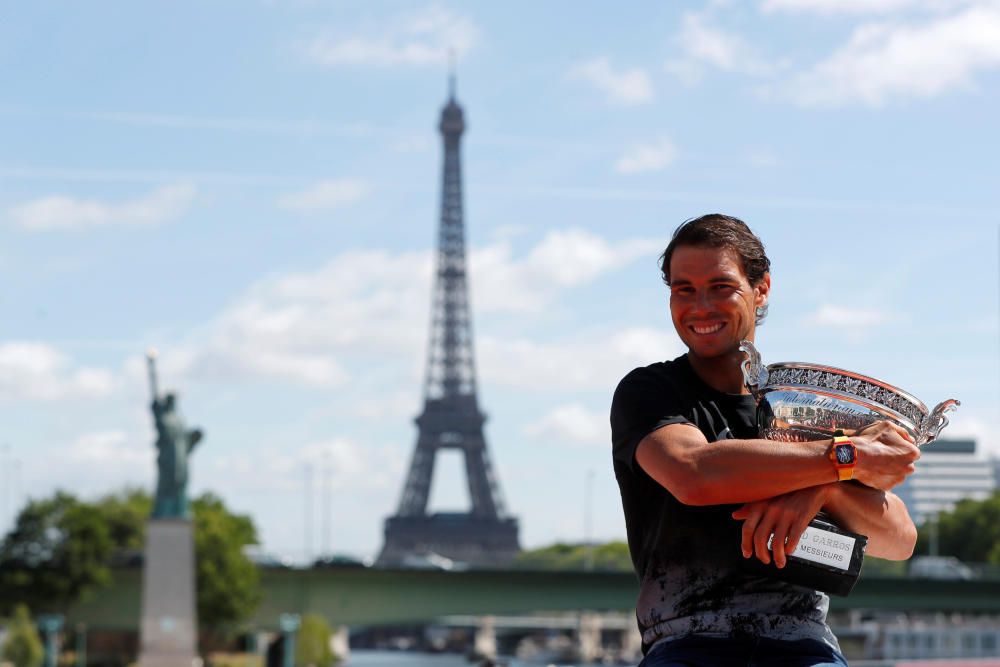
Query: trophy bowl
739,340,959,446
736,340,960,596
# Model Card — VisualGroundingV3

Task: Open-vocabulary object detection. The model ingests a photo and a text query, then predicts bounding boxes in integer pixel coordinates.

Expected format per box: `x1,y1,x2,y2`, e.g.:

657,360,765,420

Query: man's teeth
692,323,723,334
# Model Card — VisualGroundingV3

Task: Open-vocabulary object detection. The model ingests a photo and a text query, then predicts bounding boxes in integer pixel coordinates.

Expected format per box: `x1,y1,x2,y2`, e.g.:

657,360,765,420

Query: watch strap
831,429,857,481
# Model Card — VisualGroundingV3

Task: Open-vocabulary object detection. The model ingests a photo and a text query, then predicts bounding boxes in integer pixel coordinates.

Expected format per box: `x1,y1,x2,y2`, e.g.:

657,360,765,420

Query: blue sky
1,1,998,562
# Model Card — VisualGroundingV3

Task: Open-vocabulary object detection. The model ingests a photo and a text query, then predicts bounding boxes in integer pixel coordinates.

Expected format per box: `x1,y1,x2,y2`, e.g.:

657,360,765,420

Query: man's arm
732,483,917,568
188,429,203,452
636,424,833,505
824,483,917,560
635,420,919,506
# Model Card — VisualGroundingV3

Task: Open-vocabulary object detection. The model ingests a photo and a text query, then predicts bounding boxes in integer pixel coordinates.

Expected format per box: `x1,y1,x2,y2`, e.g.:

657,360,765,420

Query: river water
349,649,609,666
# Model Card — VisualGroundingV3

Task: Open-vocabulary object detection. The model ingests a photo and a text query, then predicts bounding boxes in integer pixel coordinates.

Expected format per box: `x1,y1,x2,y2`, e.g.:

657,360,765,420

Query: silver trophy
737,339,959,595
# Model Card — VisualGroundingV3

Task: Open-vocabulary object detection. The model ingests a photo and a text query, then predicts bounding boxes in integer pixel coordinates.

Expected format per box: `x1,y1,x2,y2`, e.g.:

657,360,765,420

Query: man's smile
689,322,725,335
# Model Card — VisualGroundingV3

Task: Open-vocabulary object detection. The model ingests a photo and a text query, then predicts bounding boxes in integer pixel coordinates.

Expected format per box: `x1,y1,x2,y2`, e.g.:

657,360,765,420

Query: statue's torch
146,348,160,402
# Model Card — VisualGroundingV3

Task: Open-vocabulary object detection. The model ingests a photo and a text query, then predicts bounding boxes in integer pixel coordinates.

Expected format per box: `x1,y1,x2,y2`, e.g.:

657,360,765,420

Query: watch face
835,444,856,465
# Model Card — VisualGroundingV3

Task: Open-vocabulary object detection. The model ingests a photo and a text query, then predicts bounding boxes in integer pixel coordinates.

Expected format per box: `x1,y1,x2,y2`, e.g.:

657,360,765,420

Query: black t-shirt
611,354,837,653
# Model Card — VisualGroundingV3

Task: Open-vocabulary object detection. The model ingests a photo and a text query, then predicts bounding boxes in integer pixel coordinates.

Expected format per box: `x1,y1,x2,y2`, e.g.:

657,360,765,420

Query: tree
1,604,44,667
191,493,261,633
915,490,1000,563
94,487,152,554
859,557,906,578
295,614,338,667
0,489,261,633
0,492,112,615
513,541,633,571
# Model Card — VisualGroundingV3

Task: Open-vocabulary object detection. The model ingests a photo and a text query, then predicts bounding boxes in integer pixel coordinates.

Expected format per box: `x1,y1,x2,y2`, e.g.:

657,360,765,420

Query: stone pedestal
139,519,198,667
576,611,602,664
621,621,643,664
331,626,350,663
473,615,497,660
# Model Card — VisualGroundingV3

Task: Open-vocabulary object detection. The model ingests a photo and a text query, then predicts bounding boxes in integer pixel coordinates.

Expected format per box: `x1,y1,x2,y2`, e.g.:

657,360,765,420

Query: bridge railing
64,565,1000,631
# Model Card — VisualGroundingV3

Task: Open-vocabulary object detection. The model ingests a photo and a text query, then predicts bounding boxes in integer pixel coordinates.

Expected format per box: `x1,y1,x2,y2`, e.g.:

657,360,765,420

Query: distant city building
878,616,1000,660
895,439,997,525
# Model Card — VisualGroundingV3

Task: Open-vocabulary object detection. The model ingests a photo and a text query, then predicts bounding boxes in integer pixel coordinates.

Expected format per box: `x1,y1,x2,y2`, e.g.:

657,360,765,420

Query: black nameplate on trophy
740,514,867,597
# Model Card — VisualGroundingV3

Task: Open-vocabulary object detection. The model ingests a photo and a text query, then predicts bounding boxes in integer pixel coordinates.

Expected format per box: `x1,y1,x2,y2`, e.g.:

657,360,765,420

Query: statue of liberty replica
139,349,202,667
149,352,203,518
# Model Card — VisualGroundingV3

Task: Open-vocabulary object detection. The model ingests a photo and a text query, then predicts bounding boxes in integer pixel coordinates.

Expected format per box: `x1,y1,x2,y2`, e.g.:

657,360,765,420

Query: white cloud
26,430,155,499
942,414,1000,458
277,179,371,214
569,57,654,105
0,343,116,401
391,135,434,154
801,304,899,342
301,7,477,67
760,0,967,14
298,439,372,484
8,183,196,231
615,137,678,174
139,248,430,388
473,230,662,313
803,304,898,327
145,229,662,391
146,335,352,390
666,13,776,82
480,327,683,391
69,430,149,468
201,436,407,562
351,390,420,420
525,404,609,446
205,437,402,494
783,5,1000,106
678,14,744,70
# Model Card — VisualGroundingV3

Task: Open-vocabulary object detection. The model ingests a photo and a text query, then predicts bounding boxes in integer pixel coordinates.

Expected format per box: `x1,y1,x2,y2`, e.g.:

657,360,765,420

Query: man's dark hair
659,213,771,323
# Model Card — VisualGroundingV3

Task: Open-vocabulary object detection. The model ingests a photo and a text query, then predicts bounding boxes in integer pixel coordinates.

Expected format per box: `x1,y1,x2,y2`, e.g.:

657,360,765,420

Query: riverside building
895,438,996,525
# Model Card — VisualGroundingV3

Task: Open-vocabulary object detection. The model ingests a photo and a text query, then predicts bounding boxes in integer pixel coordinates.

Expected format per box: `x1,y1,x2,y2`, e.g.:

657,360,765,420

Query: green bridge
67,567,1000,630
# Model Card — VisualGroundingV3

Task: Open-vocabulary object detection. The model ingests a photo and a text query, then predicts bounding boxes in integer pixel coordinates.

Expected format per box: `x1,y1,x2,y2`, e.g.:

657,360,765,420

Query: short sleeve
610,366,692,474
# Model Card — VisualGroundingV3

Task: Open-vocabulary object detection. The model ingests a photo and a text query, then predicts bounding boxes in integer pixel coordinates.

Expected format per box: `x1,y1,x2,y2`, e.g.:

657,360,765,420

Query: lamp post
322,448,331,559
1,443,8,531
303,464,313,565
279,613,301,667
584,469,595,571
37,614,63,667
75,622,86,667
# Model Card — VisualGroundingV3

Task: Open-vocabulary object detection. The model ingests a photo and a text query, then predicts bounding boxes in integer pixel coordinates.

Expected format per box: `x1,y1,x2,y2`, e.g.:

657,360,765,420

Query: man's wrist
829,430,858,481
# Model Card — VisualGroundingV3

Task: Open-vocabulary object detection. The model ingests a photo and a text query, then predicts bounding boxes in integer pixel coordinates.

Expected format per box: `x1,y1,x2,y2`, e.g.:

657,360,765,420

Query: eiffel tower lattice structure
377,79,520,568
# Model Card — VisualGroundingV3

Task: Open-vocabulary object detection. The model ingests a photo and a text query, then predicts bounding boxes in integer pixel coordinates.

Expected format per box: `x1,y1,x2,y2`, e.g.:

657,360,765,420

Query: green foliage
0,489,261,632
0,492,112,614
295,614,337,667
1,604,44,667
94,488,152,553
206,653,263,667
191,493,261,633
915,490,1000,564
513,541,633,571
859,556,907,578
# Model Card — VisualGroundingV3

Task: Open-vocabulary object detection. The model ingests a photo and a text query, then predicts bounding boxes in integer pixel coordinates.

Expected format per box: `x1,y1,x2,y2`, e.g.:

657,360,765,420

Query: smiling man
611,214,919,666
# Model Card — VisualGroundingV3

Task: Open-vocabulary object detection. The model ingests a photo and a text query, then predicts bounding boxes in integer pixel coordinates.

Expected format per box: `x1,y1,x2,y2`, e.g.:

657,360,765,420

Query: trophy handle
739,340,768,395
919,399,960,445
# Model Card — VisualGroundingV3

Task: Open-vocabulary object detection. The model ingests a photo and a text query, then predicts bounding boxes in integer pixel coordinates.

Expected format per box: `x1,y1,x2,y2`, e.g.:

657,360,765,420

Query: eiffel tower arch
377,77,520,568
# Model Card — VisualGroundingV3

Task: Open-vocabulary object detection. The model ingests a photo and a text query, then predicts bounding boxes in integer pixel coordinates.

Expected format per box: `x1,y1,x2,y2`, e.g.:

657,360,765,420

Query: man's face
668,245,770,360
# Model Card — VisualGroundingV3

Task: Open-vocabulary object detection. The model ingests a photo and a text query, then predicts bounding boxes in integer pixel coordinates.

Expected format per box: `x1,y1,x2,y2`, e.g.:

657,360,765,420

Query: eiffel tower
377,76,520,568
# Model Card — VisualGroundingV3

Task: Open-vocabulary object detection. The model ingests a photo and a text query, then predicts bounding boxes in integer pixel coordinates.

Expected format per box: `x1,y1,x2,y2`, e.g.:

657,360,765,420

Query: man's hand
732,485,832,568
851,421,919,491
